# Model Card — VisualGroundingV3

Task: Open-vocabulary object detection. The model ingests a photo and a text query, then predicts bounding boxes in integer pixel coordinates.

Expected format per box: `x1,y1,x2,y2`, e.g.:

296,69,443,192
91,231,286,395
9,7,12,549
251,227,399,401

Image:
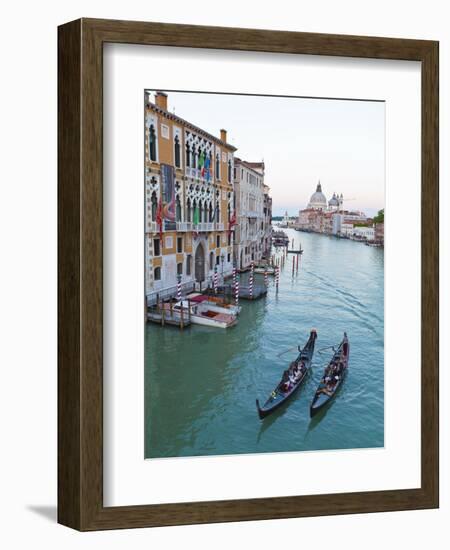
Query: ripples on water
145,229,384,458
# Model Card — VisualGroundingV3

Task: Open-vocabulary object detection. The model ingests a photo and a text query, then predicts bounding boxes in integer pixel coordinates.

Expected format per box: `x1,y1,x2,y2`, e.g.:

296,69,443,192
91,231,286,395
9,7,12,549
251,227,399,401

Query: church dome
308,182,327,210
328,192,339,207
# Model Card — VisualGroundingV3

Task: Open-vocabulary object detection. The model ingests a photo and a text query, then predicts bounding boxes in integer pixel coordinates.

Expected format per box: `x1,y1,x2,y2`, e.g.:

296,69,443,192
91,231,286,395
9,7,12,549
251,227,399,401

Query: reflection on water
145,229,384,458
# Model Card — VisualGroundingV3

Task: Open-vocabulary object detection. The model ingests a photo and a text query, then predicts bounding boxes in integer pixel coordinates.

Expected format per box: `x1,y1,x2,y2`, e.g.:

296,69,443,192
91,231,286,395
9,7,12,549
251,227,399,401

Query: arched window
209,252,214,270
193,200,198,225
186,198,191,222
174,136,181,168
185,142,190,167
176,196,182,221
227,160,232,183
192,146,197,169
149,125,156,161
151,192,157,220
186,255,192,276
215,153,220,179
199,201,203,223
227,204,231,222
215,203,220,223
154,266,161,281
209,203,213,222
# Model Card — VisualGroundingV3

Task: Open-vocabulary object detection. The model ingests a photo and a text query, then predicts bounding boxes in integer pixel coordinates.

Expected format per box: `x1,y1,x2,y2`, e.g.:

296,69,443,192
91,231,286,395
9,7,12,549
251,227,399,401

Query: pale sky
146,90,385,217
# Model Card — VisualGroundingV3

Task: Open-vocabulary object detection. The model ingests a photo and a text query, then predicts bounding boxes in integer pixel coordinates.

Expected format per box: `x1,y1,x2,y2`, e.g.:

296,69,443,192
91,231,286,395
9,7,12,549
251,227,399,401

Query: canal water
145,228,384,459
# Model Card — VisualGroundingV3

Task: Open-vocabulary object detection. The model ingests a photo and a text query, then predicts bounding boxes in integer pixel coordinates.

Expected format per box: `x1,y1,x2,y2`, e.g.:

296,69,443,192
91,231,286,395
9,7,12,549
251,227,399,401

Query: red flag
228,211,237,235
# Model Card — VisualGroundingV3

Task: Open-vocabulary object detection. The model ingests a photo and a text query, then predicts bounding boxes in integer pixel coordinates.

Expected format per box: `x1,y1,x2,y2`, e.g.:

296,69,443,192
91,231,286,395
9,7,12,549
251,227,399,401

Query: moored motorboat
168,300,238,328
256,330,317,419
187,293,242,315
310,333,349,417
254,264,275,275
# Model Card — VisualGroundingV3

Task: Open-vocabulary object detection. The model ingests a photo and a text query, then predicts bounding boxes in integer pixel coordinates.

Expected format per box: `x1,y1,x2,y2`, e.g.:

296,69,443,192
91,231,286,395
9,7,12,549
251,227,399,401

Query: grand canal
145,228,384,459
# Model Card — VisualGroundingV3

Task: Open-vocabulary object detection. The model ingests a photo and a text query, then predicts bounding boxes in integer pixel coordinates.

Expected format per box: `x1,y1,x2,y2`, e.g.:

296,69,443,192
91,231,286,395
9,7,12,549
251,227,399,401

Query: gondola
256,329,317,419
309,333,349,417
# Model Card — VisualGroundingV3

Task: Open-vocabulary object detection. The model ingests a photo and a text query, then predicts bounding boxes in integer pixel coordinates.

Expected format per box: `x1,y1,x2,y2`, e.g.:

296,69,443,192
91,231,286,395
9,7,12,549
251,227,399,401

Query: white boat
186,293,242,315
253,265,275,275
168,300,237,329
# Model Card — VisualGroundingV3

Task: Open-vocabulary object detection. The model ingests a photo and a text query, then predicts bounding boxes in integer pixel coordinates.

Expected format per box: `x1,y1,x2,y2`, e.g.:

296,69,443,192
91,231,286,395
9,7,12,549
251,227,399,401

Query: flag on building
204,154,211,181
193,205,200,225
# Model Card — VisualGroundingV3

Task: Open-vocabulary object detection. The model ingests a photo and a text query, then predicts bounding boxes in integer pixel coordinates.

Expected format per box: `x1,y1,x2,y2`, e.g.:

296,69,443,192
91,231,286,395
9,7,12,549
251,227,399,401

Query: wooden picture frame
58,18,439,531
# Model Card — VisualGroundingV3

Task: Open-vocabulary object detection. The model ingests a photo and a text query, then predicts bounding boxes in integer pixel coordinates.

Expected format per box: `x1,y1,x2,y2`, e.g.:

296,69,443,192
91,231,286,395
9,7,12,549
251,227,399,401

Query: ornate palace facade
145,92,237,304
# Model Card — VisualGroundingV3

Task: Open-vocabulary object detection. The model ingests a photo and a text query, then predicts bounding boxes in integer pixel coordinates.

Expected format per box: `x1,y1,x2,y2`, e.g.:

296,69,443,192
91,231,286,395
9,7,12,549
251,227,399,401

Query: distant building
263,185,272,256
296,182,369,238
352,226,375,241
307,181,343,211
233,158,266,270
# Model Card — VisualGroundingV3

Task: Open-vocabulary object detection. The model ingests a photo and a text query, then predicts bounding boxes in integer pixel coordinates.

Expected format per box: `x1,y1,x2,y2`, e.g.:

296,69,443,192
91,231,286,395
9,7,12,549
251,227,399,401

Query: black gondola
256,330,317,419
309,333,349,417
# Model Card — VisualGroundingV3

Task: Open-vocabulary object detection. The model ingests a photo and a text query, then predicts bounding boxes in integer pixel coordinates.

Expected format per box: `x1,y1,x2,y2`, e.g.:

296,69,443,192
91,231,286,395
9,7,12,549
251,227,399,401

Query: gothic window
186,255,192,276
149,124,156,161
186,198,191,222
174,135,181,168
176,196,182,221
215,203,220,223
228,160,232,183
154,266,161,280
215,153,220,179
209,203,213,222
192,146,197,169
151,192,157,220
209,252,214,270
185,142,190,167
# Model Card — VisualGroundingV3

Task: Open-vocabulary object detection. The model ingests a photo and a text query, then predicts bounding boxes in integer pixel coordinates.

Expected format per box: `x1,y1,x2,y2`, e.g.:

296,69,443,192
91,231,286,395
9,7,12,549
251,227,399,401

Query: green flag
193,206,199,225
198,151,205,169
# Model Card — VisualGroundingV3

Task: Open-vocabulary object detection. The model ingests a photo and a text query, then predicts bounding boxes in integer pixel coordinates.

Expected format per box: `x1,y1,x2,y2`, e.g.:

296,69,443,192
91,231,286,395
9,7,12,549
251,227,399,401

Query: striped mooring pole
264,267,269,287
275,265,280,291
249,262,254,299
235,274,240,306
213,266,218,294
176,274,182,301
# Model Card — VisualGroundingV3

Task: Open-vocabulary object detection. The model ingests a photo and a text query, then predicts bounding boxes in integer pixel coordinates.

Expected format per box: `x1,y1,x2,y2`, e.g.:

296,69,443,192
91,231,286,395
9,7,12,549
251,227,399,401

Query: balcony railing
176,221,193,232
215,222,224,231
146,221,158,233
193,222,214,232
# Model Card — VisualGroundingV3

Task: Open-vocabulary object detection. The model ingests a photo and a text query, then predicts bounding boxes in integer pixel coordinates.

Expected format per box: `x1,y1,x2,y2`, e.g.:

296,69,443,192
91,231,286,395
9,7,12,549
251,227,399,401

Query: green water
145,228,384,458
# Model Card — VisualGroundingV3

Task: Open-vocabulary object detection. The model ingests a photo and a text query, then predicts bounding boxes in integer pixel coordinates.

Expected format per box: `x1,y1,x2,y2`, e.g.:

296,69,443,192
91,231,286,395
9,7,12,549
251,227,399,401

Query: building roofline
234,157,265,176
146,101,237,152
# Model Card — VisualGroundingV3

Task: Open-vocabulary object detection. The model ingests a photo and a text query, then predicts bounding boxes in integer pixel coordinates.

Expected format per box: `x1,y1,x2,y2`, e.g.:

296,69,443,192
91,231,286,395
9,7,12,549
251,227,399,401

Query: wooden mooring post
180,303,184,330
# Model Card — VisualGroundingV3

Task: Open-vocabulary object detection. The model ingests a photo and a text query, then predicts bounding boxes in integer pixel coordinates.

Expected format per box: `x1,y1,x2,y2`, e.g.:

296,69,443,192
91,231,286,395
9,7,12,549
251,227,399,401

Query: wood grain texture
57,19,82,530
57,18,439,531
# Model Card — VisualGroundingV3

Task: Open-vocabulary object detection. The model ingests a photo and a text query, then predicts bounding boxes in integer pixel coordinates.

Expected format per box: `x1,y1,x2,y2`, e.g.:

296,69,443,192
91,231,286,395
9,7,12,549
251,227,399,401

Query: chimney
220,129,227,143
155,91,168,111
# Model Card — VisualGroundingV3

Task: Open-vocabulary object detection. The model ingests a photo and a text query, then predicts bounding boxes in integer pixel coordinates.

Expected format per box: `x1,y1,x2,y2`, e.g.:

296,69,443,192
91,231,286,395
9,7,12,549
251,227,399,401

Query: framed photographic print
58,18,439,530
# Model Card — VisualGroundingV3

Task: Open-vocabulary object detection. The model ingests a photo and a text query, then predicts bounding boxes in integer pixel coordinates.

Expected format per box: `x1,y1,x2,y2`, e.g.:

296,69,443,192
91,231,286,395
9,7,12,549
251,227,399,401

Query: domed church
307,181,343,212
307,182,327,210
